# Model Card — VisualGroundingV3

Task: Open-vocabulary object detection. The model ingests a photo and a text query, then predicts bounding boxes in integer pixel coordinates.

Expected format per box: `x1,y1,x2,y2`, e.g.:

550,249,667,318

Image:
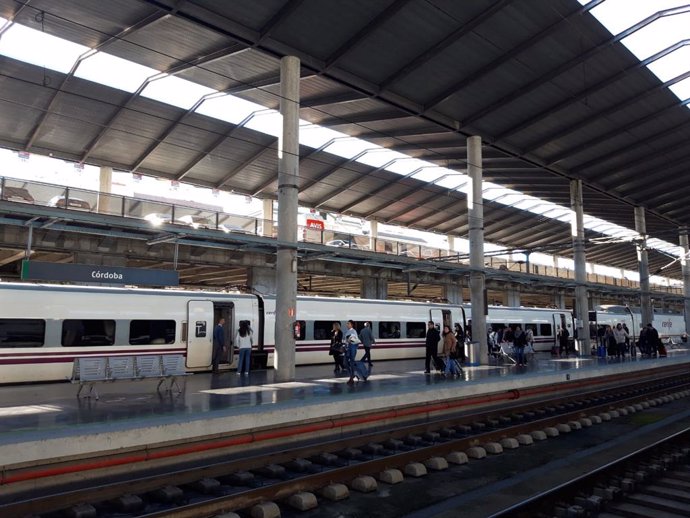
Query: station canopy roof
0,0,689,278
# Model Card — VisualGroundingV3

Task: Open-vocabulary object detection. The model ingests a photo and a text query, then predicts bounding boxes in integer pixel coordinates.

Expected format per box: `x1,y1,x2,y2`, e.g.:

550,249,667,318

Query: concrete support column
97,166,113,215
274,56,300,382
679,228,690,334
447,235,455,256
570,179,590,355
361,276,387,300
554,291,566,309
467,136,487,363
635,207,653,327
504,287,520,307
443,279,463,304
369,220,378,252
248,266,277,296
262,199,274,237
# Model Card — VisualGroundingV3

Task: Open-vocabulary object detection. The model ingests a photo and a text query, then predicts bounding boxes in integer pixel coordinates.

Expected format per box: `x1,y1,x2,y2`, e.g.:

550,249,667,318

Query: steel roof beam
499,39,690,144
324,0,414,70
215,143,275,189
175,111,259,180
25,11,169,153
312,160,399,209
379,0,513,90
566,116,690,173
544,81,690,166
317,110,411,127
423,0,600,111
301,91,365,108
448,4,683,128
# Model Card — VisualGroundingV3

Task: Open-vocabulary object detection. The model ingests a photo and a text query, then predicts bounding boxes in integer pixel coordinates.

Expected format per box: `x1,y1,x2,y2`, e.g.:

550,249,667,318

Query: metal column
569,179,590,355
680,228,690,335
467,136,487,363
274,56,300,382
635,207,652,327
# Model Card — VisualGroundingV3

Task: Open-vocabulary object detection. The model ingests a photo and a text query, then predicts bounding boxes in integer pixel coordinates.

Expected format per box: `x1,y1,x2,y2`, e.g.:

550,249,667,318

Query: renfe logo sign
21,260,179,286
305,218,325,230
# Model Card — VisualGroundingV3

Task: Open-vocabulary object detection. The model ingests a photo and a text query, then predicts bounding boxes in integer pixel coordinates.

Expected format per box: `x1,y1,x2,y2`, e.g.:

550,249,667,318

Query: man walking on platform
424,320,441,374
359,321,375,366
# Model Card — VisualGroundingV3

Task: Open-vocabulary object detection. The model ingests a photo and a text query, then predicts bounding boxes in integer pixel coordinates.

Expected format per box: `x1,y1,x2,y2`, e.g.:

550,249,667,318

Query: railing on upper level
0,175,682,296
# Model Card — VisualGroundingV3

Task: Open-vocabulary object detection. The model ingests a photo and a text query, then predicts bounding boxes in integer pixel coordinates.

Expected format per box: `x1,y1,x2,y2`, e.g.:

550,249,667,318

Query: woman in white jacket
235,321,253,375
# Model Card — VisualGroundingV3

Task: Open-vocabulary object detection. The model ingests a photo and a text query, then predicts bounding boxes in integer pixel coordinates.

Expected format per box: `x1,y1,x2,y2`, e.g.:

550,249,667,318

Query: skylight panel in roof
647,45,690,82
669,77,690,102
357,149,408,168
76,52,157,93
299,125,345,148
621,9,690,61
387,158,429,175
0,23,87,74
195,94,265,125
412,167,446,183
245,111,282,137
323,138,377,159
435,174,467,190
141,75,216,110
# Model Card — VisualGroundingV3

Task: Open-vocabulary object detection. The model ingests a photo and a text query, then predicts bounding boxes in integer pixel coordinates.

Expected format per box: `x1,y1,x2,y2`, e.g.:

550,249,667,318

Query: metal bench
71,354,191,399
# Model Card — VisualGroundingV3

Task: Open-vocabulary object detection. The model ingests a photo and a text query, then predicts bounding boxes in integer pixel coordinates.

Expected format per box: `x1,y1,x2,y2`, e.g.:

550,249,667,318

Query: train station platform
2,349,690,473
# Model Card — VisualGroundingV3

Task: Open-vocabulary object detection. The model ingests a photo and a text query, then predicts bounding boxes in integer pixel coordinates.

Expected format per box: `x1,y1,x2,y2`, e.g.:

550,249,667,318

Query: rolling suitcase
354,360,370,381
433,356,446,372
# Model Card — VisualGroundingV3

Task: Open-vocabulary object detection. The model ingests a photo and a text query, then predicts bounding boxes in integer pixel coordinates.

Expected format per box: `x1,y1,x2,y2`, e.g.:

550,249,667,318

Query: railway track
3,372,689,518
491,427,690,518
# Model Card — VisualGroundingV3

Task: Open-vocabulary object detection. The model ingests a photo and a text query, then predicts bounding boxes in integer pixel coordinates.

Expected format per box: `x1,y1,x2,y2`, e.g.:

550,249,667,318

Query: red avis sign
305,219,325,230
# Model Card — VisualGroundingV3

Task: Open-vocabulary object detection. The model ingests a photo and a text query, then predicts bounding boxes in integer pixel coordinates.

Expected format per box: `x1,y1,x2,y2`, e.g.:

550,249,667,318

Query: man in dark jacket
646,323,659,357
359,321,375,366
212,317,226,373
424,320,441,374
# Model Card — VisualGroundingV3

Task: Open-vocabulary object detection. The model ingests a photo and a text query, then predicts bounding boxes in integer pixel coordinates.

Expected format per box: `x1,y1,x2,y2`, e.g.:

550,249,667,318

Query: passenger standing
604,325,616,357
212,317,225,374
235,321,253,375
330,322,344,374
557,326,569,357
343,320,360,384
454,323,466,363
441,325,460,377
359,322,375,367
513,325,526,366
637,323,648,357
647,323,660,357
424,321,441,374
613,323,628,359
622,323,631,355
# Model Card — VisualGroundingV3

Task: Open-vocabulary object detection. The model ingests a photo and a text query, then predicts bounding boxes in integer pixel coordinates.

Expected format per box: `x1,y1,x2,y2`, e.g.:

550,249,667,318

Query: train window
314,321,334,341
406,322,426,338
0,318,45,347
525,323,537,335
379,321,400,338
539,323,553,336
294,320,306,341
129,320,176,345
62,320,115,346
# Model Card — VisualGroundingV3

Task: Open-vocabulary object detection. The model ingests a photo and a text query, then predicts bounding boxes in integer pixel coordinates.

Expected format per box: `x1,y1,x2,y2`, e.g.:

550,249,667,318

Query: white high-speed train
589,305,686,343
0,282,579,384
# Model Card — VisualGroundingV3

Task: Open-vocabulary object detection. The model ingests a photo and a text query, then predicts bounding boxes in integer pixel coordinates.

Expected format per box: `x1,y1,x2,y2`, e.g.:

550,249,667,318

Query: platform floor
1,348,689,468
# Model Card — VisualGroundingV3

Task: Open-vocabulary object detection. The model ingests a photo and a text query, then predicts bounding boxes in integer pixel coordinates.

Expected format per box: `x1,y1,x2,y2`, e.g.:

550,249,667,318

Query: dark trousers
212,344,224,372
425,346,438,372
360,346,372,364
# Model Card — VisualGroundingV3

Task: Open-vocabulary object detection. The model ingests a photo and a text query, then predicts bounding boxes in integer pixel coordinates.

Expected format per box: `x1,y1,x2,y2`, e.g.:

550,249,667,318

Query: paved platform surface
1,349,689,468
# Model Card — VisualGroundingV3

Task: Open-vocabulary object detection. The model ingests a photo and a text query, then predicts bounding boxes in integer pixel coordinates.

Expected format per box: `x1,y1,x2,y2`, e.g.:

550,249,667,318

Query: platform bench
71,354,191,400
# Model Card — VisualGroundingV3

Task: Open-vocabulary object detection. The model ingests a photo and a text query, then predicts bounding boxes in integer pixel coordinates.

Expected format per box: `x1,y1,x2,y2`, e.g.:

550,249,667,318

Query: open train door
430,308,451,354
187,300,214,368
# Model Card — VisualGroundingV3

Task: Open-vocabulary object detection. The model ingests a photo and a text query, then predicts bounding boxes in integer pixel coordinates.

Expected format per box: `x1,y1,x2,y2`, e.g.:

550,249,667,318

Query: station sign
305,218,325,230
20,261,179,286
